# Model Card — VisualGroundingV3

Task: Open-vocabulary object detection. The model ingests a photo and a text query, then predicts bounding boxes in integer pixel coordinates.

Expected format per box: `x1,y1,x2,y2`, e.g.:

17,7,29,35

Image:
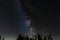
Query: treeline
16,34,52,40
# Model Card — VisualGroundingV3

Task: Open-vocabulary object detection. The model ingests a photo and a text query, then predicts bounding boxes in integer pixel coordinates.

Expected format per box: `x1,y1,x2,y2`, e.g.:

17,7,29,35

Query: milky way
16,0,31,36
0,0,60,40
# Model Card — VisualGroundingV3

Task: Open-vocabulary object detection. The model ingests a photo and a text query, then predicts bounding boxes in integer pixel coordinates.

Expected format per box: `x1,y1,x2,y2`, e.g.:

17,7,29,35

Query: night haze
0,0,60,40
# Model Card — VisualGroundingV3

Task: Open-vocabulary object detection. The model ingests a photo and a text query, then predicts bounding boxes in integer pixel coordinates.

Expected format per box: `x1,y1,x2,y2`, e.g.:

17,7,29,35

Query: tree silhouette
48,34,52,40
35,35,37,40
17,34,24,40
30,38,32,40
38,34,42,40
44,36,46,40
26,36,29,40
0,36,1,40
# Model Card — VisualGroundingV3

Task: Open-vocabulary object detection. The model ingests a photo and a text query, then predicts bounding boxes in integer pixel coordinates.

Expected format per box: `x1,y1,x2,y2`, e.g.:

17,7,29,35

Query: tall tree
17,34,23,40
26,36,29,40
48,34,52,40
38,34,42,40
44,36,46,40
0,36,1,40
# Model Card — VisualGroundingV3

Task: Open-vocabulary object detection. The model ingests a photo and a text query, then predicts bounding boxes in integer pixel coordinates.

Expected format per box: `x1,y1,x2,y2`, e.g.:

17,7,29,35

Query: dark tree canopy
38,34,42,40
25,36,29,40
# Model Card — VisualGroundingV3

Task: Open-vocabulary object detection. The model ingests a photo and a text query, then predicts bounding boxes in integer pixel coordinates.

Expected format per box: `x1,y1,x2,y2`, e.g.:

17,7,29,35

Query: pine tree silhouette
35,35,36,40
48,34,52,40
44,36,46,40
38,34,42,40
17,34,23,40
26,36,29,40
30,38,32,40
0,36,1,40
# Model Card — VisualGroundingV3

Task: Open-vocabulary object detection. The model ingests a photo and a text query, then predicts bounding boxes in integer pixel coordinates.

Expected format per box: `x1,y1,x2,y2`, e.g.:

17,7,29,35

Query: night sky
0,0,60,40
0,0,18,40
21,0,60,40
